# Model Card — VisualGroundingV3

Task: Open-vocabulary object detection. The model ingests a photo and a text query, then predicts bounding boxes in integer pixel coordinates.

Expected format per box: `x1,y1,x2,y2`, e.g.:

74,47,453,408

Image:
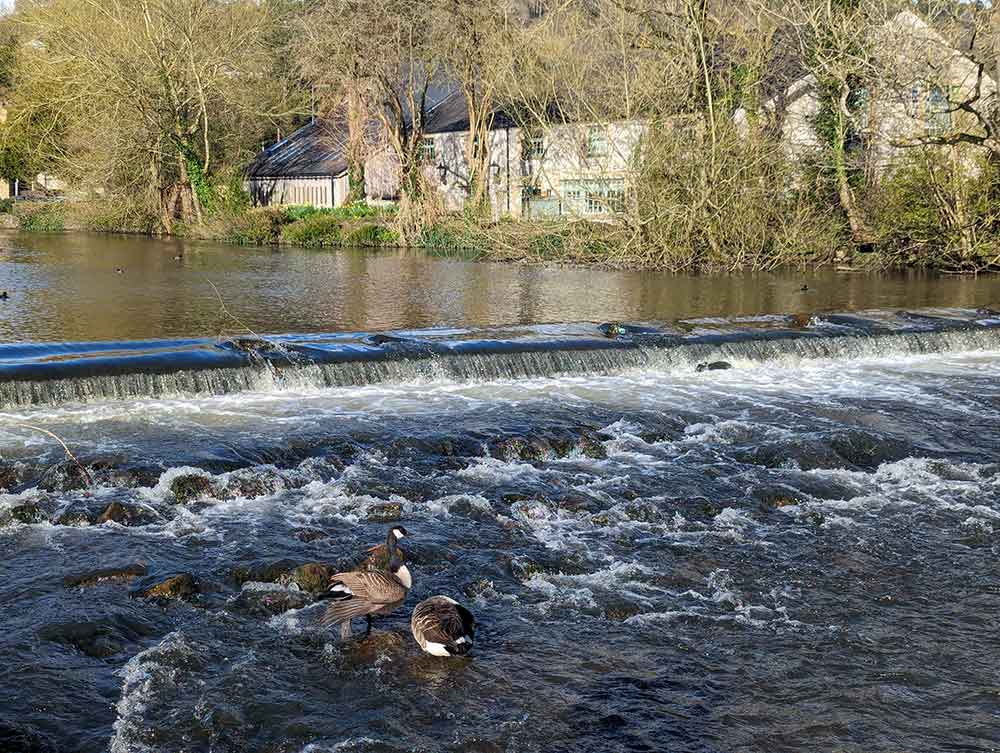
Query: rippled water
1,238,1000,752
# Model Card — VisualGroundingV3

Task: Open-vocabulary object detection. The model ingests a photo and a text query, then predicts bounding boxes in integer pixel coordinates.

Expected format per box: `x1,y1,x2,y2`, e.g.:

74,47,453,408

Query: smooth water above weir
3,231,1000,342
2,235,1000,753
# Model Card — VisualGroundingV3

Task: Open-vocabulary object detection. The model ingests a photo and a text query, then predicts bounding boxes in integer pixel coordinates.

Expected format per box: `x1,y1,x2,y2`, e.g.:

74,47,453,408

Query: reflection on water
0,231,998,342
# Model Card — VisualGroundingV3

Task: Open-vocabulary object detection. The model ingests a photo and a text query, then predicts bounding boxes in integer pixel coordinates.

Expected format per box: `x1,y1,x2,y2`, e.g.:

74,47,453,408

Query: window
925,86,951,135
585,127,609,158
522,130,545,161
417,137,436,163
562,178,625,215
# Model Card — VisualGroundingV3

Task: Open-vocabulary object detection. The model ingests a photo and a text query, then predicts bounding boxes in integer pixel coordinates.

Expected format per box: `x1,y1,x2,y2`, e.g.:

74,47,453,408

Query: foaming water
2,308,1000,753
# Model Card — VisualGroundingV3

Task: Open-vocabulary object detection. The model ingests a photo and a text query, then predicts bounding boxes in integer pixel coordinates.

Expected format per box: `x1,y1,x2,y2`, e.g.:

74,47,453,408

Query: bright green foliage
280,213,343,246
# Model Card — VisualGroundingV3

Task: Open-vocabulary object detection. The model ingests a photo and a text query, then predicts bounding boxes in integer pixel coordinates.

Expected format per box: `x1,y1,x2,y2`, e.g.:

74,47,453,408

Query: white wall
424,120,644,219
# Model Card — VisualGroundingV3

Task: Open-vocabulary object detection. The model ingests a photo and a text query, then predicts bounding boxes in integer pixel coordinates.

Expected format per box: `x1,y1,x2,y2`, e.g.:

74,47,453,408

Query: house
420,92,643,220
738,11,997,173
247,93,644,220
246,119,351,209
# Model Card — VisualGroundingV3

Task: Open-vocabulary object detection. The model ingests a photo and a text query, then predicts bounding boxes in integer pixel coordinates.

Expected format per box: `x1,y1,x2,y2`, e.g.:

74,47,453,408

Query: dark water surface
1,233,1000,753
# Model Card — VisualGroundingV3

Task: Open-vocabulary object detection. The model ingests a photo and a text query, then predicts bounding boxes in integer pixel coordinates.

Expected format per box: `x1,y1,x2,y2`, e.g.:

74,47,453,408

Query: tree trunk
345,81,367,204
834,83,870,244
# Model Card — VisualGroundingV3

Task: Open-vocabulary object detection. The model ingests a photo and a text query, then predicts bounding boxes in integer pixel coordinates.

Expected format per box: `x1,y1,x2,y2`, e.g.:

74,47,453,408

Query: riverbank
5,199,998,274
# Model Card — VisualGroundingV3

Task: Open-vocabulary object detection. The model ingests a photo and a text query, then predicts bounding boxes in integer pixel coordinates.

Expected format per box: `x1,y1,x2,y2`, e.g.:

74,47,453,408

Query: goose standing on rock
411,596,476,657
319,526,411,638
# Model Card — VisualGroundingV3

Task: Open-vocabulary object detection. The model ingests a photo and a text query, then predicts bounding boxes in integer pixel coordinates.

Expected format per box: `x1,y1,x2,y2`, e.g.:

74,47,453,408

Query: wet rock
576,431,608,460
294,527,331,543
604,599,642,621
52,502,98,527
621,502,664,524
221,468,285,500
696,361,733,372
490,436,548,463
3,502,45,525
759,494,800,511
599,321,623,338
131,572,199,601
96,501,152,526
229,582,312,618
64,563,148,588
280,563,333,594
366,501,402,522
0,464,26,492
804,510,825,527
228,558,300,587
37,461,94,492
169,473,214,504
0,722,58,753
462,578,495,599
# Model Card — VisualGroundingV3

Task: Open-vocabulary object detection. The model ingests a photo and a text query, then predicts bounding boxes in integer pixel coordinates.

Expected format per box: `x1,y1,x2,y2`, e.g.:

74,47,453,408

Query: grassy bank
5,190,998,274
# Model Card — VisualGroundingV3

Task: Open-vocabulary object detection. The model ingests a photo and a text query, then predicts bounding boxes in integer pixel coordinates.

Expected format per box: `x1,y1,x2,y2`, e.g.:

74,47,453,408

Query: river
1,232,999,753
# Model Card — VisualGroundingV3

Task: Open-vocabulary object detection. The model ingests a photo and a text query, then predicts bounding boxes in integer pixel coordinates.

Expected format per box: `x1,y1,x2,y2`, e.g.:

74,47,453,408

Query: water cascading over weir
1,308,999,408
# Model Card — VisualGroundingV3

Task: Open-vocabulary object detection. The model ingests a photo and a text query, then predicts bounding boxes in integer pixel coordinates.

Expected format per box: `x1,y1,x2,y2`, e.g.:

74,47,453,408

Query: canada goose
320,526,411,638
411,596,476,657
0,291,7,300
800,284,809,292
115,267,125,274
173,254,183,260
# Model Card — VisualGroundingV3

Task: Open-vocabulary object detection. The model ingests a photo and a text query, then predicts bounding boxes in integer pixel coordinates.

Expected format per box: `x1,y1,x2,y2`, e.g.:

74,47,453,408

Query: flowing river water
1,233,1000,753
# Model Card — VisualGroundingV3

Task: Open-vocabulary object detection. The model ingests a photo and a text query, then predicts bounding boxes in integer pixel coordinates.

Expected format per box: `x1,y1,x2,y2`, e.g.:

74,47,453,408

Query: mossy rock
228,558,300,587
366,502,403,522
170,474,214,504
281,563,333,594
132,572,199,600
4,502,45,525
229,583,312,618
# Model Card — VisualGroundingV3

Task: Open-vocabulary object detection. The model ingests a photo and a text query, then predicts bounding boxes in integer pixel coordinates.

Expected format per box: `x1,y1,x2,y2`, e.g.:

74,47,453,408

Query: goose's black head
386,525,408,550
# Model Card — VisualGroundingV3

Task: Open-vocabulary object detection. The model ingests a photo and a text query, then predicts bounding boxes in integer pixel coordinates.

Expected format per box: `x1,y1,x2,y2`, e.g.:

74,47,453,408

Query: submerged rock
169,474,215,504
37,614,157,658
696,361,733,372
294,527,331,543
228,582,312,618
63,563,148,588
131,572,199,601
599,321,623,338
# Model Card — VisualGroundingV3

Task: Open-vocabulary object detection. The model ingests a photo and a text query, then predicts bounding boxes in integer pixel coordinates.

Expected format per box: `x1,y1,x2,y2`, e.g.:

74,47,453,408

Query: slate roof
246,119,348,179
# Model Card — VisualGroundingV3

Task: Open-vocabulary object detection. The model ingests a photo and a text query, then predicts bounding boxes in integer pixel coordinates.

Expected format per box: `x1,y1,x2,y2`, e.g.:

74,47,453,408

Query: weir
1,310,998,408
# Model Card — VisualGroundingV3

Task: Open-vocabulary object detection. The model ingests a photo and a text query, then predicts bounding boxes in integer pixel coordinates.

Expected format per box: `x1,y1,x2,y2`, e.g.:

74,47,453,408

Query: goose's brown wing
412,598,475,645
320,570,407,627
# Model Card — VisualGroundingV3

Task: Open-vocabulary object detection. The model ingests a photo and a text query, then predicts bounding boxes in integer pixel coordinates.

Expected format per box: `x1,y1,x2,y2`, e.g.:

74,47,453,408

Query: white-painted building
736,11,996,174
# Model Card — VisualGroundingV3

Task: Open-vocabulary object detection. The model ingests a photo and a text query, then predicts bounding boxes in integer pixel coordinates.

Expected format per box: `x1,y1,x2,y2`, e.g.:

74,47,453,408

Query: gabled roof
424,91,518,134
247,119,348,179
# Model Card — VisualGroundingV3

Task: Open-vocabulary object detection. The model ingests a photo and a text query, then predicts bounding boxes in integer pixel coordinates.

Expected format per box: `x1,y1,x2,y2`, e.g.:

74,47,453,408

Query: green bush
0,198,13,214
221,208,286,245
280,213,343,246
282,201,397,224
19,204,65,232
344,223,399,247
